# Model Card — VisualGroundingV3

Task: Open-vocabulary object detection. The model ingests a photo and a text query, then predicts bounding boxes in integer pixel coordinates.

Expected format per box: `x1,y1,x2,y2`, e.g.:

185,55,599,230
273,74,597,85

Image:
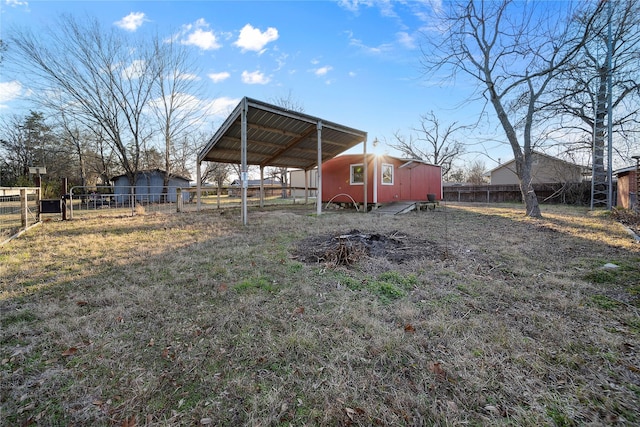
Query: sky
0,0,512,170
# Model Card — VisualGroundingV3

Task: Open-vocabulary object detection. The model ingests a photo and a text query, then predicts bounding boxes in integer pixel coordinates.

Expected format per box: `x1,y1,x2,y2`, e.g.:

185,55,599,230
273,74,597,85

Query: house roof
614,165,638,176
320,153,439,168
111,169,191,182
487,151,589,174
197,97,367,170
230,178,281,186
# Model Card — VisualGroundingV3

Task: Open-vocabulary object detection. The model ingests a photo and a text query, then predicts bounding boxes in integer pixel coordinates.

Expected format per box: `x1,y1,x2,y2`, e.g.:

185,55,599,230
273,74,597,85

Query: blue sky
0,0,509,168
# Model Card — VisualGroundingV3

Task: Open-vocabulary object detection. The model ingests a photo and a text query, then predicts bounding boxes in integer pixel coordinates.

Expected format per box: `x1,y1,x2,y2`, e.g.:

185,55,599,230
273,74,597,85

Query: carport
196,97,368,224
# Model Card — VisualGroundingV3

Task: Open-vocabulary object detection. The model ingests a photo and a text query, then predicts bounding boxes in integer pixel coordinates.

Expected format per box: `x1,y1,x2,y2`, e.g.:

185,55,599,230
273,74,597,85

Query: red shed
615,166,638,209
321,154,442,208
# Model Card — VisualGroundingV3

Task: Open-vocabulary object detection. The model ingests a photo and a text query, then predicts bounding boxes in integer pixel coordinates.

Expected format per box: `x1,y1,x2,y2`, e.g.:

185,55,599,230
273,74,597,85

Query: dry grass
1,203,639,426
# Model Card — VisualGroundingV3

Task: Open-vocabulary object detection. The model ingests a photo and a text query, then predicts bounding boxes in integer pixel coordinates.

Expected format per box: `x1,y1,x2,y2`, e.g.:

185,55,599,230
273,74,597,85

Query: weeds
1,203,639,425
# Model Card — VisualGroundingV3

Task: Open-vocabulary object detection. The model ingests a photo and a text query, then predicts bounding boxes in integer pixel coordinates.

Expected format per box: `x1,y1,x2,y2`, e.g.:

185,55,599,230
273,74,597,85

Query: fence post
20,188,27,229
176,188,183,212
35,187,41,222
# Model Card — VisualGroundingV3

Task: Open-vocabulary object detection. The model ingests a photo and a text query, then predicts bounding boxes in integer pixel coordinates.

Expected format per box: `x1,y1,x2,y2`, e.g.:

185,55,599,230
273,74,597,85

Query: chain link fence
69,185,192,218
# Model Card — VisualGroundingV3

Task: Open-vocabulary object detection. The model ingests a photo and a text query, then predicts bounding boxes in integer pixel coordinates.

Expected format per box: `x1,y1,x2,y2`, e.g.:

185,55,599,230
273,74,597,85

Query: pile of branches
611,207,640,236
293,229,443,266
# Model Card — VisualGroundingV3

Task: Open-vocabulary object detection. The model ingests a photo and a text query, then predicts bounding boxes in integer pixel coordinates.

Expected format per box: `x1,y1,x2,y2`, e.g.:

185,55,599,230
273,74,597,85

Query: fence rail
0,187,40,243
69,185,193,218
442,183,592,205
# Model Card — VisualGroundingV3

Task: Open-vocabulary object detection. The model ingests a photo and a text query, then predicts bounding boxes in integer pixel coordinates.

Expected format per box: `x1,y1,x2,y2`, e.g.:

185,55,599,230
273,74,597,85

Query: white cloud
184,28,221,50
114,12,147,32
396,31,416,49
149,92,200,112
314,66,333,77
234,24,279,53
5,0,29,8
336,0,374,13
349,71,357,77
242,71,271,85
349,35,393,55
241,70,270,85
208,72,231,83
177,72,200,81
0,81,22,107
121,60,147,79
207,96,241,118
175,19,222,51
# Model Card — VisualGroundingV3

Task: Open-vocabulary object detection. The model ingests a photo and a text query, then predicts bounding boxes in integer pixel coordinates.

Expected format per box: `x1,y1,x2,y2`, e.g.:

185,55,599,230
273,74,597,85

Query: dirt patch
292,229,445,265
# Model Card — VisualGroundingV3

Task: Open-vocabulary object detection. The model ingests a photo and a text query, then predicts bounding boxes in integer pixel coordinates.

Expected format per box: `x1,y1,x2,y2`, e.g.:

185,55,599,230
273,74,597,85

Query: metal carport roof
196,97,368,224
197,97,367,169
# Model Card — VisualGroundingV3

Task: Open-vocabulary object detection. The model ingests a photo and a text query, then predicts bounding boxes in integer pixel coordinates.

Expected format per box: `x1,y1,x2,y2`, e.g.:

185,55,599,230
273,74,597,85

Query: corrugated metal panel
198,97,367,170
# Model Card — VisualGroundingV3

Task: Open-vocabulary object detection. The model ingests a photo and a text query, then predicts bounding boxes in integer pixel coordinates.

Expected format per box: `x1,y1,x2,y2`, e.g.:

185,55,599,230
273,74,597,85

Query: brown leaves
345,406,365,421
429,361,447,380
119,415,137,427
403,323,415,333
61,347,78,357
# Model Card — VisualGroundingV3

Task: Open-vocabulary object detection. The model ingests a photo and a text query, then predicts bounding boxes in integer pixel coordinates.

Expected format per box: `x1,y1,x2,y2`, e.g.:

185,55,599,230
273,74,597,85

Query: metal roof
198,97,367,170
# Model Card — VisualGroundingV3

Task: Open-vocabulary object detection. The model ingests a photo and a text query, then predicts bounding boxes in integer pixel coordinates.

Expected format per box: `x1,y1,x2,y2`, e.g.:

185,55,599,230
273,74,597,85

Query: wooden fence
443,183,593,205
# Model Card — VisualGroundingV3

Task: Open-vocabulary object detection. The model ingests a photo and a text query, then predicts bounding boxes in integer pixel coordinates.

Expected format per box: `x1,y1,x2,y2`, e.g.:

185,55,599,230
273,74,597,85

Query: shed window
350,164,364,185
381,163,394,185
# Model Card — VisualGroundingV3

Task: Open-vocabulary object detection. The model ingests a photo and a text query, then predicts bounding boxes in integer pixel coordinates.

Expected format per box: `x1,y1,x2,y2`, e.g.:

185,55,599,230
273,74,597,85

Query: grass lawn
1,203,639,426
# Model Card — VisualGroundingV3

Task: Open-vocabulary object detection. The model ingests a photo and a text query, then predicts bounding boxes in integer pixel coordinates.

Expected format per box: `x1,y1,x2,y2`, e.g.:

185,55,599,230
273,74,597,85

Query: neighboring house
112,169,191,203
228,178,282,197
489,152,587,185
615,166,638,209
321,154,442,208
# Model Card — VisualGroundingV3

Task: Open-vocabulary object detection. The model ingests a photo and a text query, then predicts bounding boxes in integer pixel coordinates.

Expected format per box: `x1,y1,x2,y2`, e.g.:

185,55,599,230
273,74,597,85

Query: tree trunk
517,154,542,217
488,84,543,218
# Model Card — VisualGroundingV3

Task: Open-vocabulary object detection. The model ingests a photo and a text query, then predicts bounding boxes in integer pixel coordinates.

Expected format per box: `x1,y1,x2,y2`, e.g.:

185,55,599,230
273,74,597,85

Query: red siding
321,154,442,204
617,170,637,209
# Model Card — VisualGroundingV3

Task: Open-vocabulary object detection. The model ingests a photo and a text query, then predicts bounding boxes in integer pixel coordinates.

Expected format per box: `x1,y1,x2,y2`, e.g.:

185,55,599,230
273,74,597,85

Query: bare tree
151,36,207,192
57,111,91,188
552,0,640,198
202,161,232,208
0,113,37,184
423,1,602,217
267,91,306,196
466,160,487,185
9,15,158,187
390,111,466,177
269,90,305,114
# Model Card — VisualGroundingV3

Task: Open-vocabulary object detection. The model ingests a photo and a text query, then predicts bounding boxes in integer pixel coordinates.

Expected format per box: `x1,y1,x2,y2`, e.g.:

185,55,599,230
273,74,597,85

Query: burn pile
293,229,442,266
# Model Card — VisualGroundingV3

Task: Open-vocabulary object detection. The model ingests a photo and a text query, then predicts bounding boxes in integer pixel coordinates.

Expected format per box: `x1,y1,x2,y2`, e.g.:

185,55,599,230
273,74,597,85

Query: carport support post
196,160,201,211
241,97,248,225
363,138,368,212
305,169,309,205
259,166,265,208
316,121,322,216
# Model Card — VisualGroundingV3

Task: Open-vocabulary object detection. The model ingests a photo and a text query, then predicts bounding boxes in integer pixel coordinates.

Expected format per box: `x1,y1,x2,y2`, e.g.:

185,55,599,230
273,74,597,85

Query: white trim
373,156,378,204
381,163,394,185
350,163,364,185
